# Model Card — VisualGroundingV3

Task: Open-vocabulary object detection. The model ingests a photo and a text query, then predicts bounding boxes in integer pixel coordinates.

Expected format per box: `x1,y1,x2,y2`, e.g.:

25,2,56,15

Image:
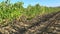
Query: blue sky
0,0,60,7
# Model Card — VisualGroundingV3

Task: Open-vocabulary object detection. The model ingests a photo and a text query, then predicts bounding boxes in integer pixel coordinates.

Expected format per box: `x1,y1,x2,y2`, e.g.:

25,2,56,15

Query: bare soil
0,11,60,34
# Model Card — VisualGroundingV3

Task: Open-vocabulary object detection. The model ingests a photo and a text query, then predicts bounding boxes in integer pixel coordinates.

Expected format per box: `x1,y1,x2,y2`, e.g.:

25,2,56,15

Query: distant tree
5,0,10,4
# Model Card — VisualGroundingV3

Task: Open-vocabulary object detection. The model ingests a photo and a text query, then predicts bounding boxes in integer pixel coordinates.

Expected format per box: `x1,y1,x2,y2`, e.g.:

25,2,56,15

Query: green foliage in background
0,0,60,26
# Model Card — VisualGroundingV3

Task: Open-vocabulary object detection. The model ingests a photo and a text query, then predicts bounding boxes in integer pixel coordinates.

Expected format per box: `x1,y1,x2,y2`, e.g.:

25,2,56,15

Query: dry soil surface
0,11,60,34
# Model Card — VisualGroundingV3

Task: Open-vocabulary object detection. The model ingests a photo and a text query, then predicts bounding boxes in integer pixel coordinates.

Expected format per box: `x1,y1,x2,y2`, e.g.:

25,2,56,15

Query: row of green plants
0,0,60,26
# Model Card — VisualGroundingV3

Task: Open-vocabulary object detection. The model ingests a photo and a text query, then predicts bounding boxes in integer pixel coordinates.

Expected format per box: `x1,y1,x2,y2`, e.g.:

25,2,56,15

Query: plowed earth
0,11,60,34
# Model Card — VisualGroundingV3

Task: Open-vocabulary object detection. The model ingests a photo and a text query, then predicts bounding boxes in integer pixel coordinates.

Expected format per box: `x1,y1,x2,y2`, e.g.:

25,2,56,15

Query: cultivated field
0,11,60,34
0,0,60,34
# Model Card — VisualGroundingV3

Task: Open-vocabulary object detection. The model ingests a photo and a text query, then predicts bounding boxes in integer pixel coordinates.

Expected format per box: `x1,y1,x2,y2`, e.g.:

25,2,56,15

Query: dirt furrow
0,11,60,34
24,11,60,34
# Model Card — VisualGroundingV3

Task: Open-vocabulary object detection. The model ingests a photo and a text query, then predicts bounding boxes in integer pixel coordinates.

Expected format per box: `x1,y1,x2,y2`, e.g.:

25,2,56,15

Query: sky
0,0,60,7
